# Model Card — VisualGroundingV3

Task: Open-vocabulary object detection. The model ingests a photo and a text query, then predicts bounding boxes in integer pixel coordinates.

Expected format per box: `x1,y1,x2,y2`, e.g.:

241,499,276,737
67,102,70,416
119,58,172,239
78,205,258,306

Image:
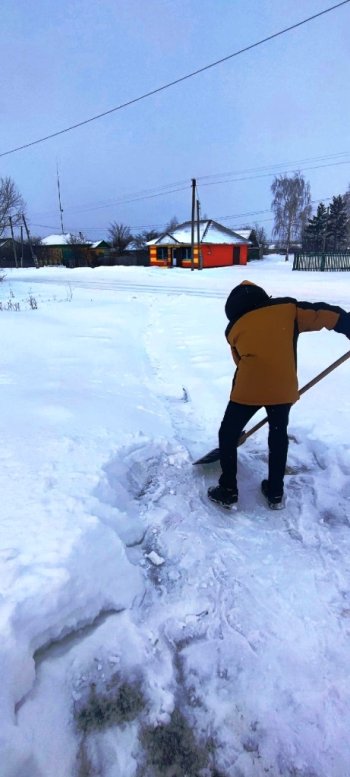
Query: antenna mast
56,163,65,234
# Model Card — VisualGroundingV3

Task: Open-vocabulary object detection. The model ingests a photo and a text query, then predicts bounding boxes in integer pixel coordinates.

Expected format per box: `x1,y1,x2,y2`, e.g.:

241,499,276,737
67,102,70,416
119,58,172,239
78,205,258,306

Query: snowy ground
1,257,350,777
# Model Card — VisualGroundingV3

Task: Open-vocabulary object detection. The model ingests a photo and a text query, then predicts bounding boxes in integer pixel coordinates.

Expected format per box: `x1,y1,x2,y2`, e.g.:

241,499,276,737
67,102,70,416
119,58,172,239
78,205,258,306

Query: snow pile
0,258,349,776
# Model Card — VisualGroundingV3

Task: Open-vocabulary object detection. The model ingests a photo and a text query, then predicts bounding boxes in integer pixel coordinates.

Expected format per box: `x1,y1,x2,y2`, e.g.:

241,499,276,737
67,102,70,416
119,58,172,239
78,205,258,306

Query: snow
149,219,250,245
41,234,74,245
0,256,350,776
235,229,253,240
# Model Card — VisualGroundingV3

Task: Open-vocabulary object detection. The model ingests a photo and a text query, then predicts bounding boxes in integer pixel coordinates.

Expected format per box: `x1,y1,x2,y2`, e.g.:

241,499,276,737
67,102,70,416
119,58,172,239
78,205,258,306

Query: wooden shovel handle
238,349,350,446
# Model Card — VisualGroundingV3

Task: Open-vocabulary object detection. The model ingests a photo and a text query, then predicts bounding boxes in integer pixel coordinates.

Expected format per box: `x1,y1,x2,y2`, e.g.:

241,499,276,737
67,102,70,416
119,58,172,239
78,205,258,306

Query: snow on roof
147,232,178,245
147,220,250,247
235,229,253,240
42,234,107,247
41,233,73,246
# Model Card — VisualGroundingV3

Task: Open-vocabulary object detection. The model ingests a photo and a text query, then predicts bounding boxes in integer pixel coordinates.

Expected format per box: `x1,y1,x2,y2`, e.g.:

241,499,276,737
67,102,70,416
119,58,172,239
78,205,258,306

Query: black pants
218,401,292,496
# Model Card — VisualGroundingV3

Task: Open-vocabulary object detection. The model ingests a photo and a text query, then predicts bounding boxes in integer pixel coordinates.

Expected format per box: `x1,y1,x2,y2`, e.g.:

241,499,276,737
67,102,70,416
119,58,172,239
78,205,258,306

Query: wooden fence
0,244,149,269
293,252,350,271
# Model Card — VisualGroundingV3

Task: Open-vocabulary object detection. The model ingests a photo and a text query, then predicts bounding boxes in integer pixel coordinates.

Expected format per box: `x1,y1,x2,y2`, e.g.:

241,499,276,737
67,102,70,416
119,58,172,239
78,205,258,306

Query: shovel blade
192,447,220,465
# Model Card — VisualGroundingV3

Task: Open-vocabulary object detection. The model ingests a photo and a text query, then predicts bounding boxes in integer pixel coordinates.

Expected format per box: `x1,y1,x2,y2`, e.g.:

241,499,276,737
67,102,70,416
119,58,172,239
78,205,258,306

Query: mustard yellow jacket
225,282,349,405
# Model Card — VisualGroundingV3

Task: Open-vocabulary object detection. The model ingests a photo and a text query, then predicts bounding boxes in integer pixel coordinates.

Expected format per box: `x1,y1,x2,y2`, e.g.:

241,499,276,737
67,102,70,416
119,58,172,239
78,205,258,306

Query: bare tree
132,229,160,249
23,235,42,246
67,232,89,245
108,222,132,254
164,216,179,233
0,177,26,237
253,222,268,252
271,173,312,260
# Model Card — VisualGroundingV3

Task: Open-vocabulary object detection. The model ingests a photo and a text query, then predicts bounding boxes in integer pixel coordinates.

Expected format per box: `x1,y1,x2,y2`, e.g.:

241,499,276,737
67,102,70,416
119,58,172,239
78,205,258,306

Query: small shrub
28,294,38,309
139,709,207,776
0,300,20,311
74,678,145,734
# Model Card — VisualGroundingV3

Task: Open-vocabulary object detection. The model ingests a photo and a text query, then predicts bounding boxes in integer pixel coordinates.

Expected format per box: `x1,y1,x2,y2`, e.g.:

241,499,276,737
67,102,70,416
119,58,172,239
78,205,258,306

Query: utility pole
56,163,65,235
196,198,202,270
191,178,196,271
9,216,18,268
22,214,38,268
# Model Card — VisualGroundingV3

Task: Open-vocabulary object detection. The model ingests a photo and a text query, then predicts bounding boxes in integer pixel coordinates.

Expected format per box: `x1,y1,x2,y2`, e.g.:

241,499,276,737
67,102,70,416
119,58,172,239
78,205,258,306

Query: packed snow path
1,262,350,776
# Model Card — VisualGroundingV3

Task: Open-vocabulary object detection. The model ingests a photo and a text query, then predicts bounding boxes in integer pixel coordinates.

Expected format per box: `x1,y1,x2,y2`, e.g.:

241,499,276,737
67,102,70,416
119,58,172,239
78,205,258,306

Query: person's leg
218,401,259,491
265,404,292,497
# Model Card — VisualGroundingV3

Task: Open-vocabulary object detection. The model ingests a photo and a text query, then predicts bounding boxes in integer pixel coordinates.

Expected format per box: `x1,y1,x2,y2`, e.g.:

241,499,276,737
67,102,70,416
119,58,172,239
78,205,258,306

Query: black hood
225,281,269,323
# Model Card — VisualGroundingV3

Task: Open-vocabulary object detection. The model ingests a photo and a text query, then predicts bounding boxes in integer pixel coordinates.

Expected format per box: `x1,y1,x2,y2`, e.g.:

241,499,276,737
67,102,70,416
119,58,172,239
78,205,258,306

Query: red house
147,219,250,269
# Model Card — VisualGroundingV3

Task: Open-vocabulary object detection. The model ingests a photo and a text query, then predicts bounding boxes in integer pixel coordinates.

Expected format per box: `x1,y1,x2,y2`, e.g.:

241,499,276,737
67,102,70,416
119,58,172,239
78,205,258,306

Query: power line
28,194,336,236
1,1,349,158
196,151,350,182
198,157,350,189
66,179,190,212
27,148,350,221
61,185,190,215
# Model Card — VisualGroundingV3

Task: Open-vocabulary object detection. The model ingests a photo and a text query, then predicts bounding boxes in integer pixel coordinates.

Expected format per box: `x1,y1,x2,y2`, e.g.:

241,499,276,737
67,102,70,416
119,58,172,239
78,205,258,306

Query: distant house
147,220,250,269
0,237,34,268
234,228,263,260
0,238,17,250
90,240,109,249
267,242,302,256
41,233,73,246
38,235,111,267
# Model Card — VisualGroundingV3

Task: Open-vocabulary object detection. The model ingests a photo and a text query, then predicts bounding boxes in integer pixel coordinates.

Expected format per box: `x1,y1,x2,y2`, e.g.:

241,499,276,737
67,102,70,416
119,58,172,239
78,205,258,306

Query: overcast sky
1,0,350,240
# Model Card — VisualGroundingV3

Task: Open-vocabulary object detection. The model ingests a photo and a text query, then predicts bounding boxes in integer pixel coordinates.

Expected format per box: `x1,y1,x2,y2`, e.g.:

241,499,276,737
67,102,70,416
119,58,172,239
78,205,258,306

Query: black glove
335,311,350,339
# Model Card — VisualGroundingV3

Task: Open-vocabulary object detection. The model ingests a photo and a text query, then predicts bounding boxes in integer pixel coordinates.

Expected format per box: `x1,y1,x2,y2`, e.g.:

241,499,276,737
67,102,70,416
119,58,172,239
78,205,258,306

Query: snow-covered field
1,256,350,777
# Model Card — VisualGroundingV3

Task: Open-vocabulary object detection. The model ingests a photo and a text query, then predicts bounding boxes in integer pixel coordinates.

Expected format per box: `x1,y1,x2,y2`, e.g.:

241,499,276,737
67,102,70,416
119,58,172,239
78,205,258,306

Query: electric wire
28,195,335,237
0,0,349,158
199,158,350,189
27,149,350,221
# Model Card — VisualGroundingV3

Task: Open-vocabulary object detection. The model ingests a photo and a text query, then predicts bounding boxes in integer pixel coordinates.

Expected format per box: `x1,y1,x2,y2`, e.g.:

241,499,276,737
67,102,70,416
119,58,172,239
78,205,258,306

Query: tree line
270,172,350,259
1,172,349,260
107,216,179,254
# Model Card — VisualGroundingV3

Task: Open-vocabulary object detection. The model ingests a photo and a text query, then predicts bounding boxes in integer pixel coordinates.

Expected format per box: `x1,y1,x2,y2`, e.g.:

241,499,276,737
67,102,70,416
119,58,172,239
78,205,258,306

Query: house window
157,247,168,260
182,247,192,260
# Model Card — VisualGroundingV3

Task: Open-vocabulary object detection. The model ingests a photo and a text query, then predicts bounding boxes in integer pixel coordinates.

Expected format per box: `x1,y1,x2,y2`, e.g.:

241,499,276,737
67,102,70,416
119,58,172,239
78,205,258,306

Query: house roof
234,229,253,241
41,233,73,245
147,220,251,246
42,234,108,247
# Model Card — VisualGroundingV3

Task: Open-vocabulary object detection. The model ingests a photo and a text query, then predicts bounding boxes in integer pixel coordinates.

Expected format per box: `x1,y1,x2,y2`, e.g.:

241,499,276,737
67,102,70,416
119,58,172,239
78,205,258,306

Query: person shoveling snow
207,280,350,510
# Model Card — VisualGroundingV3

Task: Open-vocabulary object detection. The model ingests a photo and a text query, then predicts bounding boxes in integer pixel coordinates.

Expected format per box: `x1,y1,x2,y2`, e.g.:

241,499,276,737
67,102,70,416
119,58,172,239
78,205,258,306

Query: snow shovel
193,349,350,465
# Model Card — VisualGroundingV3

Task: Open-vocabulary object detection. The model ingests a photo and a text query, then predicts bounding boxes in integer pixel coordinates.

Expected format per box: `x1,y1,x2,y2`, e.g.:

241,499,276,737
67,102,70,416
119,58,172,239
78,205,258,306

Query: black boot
261,480,284,510
208,484,238,509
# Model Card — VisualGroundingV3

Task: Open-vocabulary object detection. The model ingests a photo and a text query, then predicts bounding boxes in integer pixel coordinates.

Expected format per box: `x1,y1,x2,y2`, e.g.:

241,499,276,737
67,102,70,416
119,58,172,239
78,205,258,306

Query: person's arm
334,310,350,338
296,300,348,334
